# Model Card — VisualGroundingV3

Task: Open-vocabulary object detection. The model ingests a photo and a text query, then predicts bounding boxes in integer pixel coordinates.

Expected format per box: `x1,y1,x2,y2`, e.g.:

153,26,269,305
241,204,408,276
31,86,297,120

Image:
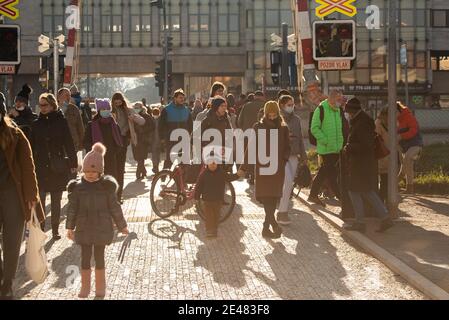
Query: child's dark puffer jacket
66,175,127,246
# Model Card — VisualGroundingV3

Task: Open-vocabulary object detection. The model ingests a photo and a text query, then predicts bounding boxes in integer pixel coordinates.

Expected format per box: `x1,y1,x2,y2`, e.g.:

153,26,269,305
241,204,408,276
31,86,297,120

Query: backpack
308,104,346,146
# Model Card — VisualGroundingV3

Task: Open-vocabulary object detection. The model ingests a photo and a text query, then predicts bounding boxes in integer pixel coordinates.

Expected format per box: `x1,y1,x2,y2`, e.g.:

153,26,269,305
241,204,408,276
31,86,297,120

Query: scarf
262,117,282,129
91,117,123,148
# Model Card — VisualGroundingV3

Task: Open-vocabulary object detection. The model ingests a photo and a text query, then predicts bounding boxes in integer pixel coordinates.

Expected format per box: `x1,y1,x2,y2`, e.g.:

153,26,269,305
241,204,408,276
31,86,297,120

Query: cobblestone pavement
13,164,426,300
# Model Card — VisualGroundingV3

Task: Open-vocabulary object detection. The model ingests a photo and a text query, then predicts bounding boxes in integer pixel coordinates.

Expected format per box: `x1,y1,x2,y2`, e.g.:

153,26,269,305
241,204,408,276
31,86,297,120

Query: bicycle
150,160,236,223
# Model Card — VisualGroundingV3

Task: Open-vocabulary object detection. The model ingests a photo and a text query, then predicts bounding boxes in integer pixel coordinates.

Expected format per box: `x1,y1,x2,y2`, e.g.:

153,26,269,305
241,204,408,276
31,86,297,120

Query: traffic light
312,20,356,60
166,36,173,53
270,51,281,85
0,25,20,65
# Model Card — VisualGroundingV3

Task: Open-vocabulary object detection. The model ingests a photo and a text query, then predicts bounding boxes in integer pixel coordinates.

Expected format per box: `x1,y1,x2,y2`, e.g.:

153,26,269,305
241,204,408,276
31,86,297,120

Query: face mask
284,106,294,114
100,110,112,118
16,106,25,111
133,108,142,114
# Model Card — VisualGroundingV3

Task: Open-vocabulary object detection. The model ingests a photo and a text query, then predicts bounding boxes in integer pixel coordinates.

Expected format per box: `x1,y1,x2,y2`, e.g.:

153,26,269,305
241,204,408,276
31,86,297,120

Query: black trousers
310,153,341,199
39,191,63,235
81,245,106,270
116,143,128,200
0,183,25,286
261,197,278,226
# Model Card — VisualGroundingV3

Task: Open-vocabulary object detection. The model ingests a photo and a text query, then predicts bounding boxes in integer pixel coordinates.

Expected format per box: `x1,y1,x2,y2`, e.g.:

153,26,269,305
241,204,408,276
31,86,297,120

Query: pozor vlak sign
313,20,356,70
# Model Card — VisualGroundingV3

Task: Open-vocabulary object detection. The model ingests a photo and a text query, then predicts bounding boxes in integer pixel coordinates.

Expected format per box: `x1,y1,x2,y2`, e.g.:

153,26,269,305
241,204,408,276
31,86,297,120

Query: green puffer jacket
310,100,344,155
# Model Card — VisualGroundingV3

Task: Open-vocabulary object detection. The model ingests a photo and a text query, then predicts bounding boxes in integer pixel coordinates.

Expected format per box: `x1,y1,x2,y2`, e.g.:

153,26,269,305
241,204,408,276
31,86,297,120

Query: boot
0,280,13,300
262,222,275,239
405,184,414,194
78,269,91,299
270,221,282,239
52,224,61,240
95,269,106,298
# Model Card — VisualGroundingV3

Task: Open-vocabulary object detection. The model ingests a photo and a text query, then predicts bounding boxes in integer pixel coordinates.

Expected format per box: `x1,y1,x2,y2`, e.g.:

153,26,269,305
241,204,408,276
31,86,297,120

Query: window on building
217,0,240,46
188,0,210,46
80,2,94,47
432,10,448,28
163,0,181,46
100,0,124,47
431,51,449,71
130,1,152,47
41,0,69,35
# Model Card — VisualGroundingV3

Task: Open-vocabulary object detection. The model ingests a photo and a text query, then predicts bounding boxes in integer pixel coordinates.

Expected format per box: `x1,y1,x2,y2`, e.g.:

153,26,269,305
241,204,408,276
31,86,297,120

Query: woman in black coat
342,98,393,233
30,93,77,240
130,102,153,179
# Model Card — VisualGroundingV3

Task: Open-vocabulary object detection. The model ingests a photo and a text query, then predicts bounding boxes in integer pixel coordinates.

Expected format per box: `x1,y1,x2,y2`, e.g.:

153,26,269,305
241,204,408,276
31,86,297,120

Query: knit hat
16,84,33,103
82,143,107,174
0,92,6,116
345,98,361,113
264,101,280,117
211,96,226,112
95,98,112,112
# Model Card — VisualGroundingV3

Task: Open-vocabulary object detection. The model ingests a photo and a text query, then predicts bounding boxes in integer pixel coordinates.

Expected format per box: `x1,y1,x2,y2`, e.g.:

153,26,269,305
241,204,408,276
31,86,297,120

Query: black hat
0,92,6,116
15,84,33,103
345,98,361,113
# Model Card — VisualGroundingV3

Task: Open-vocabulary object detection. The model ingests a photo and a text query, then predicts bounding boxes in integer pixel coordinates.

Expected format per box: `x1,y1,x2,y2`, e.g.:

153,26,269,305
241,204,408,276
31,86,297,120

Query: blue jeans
348,191,389,223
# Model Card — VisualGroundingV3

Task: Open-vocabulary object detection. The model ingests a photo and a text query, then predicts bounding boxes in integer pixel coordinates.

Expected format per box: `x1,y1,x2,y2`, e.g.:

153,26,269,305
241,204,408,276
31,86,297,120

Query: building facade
2,0,448,108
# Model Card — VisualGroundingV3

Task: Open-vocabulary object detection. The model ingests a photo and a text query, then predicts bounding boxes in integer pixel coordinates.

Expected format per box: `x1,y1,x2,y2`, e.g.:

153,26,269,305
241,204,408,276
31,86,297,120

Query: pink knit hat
82,143,107,174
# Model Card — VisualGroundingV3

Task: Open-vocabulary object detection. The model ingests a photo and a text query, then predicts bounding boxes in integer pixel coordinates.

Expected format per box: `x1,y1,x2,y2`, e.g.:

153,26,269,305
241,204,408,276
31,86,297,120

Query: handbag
374,134,390,159
25,207,49,284
295,164,312,188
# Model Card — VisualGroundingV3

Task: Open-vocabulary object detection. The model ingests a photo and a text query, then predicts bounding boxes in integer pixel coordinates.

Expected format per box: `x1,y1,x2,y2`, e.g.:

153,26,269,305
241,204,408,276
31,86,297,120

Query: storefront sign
329,83,432,93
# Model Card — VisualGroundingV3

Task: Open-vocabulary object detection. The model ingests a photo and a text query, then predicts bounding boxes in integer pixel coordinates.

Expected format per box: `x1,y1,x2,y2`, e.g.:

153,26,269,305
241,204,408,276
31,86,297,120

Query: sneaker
307,195,326,207
343,222,366,233
276,212,291,226
376,218,394,233
52,233,61,241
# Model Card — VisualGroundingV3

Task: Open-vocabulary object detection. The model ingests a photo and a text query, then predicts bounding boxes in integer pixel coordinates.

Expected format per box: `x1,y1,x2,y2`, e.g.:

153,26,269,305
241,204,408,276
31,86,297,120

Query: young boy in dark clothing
195,159,238,238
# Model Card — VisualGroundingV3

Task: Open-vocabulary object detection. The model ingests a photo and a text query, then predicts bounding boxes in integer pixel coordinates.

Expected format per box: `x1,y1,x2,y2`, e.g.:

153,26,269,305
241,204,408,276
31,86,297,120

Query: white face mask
16,106,25,111
284,106,294,114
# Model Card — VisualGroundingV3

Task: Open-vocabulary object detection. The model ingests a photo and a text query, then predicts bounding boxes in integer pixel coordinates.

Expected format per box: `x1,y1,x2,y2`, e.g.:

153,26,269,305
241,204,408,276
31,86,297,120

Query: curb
297,192,449,301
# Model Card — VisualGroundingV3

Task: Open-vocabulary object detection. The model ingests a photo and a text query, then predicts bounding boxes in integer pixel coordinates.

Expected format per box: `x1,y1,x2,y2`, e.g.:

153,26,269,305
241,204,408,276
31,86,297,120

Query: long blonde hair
0,116,16,150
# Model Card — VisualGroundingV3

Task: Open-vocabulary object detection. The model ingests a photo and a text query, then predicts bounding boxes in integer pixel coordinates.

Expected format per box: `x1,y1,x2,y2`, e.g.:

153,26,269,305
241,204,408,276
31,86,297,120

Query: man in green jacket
308,89,345,206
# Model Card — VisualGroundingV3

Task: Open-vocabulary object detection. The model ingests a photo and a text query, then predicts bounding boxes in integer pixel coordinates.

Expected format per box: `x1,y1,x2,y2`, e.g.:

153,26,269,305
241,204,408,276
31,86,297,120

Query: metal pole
163,2,168,104
86,0,90,98
281,23,289,89
404,43,409,106
387,0,398,216
0,15,7,102
53,38,59,95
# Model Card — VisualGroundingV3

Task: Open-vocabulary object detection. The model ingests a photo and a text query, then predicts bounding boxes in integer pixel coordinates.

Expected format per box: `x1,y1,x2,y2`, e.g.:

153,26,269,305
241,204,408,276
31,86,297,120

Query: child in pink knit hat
65,142,128,299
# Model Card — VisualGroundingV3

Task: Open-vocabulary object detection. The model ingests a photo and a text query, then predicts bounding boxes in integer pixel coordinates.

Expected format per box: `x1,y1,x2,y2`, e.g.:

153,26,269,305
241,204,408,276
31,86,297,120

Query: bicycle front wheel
196,180,236,223
150,170,181,219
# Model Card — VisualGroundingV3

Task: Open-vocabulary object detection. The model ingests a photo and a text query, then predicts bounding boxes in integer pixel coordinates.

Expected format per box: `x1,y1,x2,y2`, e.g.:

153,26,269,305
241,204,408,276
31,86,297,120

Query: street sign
0,0,20,20
318,59,351,70
315,0,357,19
0,25,20,65
0,64,15,74
313,20,356,62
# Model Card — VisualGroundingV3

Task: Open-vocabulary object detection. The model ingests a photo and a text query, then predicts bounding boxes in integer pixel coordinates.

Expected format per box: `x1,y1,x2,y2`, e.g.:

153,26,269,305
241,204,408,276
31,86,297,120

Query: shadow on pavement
193,203,250,289
247,208,352,299
122,180,150,199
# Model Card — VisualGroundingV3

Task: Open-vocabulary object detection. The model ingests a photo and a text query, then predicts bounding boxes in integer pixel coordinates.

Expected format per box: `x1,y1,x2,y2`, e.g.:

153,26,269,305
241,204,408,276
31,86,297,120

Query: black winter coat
344,111,377,193
132,109,154,161
30,110,77,192
11,106,38,140
66,175,127,246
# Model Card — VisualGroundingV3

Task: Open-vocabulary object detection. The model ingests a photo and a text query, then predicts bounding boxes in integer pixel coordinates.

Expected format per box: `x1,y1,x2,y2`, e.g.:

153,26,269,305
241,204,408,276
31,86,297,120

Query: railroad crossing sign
270,33,297,52
38,34,65,53
0,0,20,20
315,0,357,19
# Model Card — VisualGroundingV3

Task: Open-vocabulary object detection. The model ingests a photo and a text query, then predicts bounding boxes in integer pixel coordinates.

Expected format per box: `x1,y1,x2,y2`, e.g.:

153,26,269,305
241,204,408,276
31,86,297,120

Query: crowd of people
0,80,424,299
